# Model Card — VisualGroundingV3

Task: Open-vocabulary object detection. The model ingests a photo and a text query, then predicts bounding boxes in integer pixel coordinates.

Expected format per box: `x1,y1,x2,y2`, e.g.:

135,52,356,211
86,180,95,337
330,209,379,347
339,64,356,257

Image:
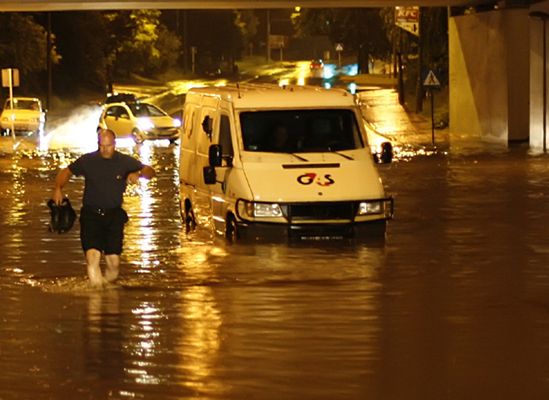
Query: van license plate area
289,224,353,240
286,202,355,222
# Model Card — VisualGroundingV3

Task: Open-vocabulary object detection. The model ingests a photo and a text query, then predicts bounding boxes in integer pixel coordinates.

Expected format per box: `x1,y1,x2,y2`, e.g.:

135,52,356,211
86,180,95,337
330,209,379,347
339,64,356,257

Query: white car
0,97,46,136
97,101,181,144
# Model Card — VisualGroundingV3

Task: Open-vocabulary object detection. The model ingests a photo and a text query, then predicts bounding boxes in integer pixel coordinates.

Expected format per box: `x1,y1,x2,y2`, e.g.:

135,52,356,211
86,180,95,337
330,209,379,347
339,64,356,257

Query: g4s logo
297,173,335,187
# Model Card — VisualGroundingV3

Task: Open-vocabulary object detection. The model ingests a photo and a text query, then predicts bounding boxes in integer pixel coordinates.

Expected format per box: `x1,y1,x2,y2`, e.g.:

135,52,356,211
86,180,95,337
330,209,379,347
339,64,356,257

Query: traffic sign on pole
395,6,420,37
2,68,19,87
423,70,441,87
422,70,441,146
335,43,343,67
1,68,19,141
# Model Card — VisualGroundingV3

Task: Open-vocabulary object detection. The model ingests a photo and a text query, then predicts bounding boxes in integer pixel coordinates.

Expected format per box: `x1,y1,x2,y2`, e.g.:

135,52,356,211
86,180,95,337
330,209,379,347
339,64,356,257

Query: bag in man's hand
47,198,77,233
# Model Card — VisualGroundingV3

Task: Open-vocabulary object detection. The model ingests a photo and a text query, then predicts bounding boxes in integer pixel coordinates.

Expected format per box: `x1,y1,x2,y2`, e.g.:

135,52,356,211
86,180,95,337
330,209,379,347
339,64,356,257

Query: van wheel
225,214,238,242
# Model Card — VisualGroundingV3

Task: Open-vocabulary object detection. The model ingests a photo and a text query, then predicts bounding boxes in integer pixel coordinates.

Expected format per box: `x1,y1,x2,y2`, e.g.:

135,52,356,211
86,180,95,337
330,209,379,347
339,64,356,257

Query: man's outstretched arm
127,165,155,184
52,168,73,204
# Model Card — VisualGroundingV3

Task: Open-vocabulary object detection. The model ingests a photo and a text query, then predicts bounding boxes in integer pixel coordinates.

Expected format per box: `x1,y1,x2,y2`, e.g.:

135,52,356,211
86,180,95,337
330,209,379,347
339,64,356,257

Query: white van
178,84,393,241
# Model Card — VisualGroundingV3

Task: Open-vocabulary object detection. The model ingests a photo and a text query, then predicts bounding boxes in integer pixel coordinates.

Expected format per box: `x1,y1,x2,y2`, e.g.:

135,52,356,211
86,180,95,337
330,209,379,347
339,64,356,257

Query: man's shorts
79,206,129,255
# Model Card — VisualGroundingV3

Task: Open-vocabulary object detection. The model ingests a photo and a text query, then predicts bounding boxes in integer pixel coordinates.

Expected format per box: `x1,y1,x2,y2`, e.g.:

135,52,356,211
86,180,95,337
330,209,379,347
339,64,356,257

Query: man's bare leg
104,254,120,283
85,249,103,288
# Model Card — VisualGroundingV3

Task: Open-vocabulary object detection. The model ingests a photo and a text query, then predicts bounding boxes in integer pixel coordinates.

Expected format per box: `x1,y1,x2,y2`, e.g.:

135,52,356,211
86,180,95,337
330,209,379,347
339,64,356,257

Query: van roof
186,84,356,109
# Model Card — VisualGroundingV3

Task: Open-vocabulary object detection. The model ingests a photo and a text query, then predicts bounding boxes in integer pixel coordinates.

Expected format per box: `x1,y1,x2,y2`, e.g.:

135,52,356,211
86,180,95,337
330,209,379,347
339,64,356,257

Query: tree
145,24,182,75
294,8,391,73
0,13,60,93
52,12,108,92
234,10,259,56
109,10,182,78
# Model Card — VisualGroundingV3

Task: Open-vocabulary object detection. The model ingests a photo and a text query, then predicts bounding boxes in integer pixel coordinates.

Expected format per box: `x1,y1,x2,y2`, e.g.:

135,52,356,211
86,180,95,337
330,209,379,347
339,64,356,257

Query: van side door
210,112,235,233
194,106,217,228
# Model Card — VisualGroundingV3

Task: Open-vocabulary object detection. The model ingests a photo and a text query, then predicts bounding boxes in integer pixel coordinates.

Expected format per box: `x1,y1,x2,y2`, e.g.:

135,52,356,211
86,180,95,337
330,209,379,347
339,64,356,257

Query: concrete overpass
0,0,499,11
0,0,548,150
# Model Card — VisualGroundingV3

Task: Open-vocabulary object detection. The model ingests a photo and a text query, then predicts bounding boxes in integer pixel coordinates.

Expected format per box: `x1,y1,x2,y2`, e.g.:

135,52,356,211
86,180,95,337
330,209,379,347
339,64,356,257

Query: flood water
1,140,549,400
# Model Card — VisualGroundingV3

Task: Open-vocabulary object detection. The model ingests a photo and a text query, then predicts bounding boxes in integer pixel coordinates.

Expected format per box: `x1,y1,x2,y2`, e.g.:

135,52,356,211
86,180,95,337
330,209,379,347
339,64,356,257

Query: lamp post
266,10,271,62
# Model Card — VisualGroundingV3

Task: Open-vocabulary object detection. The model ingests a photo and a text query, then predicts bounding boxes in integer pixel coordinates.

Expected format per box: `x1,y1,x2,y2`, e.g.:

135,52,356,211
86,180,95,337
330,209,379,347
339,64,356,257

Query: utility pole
415,7,424,113
266,10,271,62
183,10,189,73
47,12,52,111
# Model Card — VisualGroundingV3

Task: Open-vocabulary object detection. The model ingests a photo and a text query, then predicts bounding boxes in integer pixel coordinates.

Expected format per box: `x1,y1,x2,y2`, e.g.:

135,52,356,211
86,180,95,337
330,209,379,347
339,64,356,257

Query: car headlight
357,201,383,215
137,118,154,131
237,200,284,219
173,118,182,128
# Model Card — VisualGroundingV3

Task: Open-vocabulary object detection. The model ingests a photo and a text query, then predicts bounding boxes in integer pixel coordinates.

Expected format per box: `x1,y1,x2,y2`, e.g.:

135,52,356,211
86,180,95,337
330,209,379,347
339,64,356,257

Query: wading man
52,129,155,288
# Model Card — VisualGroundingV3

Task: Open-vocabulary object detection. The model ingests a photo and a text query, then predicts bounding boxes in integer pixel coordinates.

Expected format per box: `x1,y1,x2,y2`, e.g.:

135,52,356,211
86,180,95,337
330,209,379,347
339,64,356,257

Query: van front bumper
234,219,388,241
234,197,393,241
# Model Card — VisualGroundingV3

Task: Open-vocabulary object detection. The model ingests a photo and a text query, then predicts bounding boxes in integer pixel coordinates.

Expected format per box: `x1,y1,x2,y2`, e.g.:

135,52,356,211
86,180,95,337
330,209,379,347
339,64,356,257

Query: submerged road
0,78,546,398
0,132,549,398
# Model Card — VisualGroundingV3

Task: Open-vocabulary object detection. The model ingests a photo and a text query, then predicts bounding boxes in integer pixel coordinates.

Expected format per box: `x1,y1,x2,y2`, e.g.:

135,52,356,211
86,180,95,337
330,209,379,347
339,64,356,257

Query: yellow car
97,101,181,144
0,97,46,136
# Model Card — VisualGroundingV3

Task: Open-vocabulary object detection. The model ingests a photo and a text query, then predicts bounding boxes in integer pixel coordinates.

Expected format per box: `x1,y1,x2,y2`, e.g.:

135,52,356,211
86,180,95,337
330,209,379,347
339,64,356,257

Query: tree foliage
234,10,259,51
0,13,60,93
53,12,108,92
294,8,391,73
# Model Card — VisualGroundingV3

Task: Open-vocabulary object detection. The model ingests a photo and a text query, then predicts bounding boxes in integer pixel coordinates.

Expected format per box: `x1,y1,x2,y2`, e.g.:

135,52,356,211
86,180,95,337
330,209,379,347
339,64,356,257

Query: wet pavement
1,88,549,399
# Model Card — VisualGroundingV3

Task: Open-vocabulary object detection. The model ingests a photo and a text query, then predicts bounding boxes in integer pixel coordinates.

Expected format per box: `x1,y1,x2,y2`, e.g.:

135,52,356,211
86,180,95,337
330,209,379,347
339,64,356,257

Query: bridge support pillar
449,7,530,145
529,3,549,152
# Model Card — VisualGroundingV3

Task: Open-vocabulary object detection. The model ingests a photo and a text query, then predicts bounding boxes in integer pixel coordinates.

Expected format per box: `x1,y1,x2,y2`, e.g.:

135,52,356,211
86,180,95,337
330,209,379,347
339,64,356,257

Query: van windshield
240,109,364,153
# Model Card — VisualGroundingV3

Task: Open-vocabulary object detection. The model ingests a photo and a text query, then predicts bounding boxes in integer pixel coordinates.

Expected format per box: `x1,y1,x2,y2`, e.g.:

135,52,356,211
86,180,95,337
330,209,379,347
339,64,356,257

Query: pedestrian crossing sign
423,70,441,87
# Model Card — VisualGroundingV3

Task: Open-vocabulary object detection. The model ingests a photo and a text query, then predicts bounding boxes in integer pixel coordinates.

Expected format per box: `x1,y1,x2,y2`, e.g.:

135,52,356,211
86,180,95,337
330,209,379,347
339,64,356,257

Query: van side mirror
203,166,217,185
208,144,222,167
202,115,213,137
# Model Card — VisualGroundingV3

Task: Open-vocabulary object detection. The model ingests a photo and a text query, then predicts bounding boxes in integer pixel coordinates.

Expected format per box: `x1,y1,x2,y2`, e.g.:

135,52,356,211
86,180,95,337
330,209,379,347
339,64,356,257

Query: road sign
335,43,343,52
423,70,441,87
423,69,441,146
395,6,419,37
269,35,288,49
2,68,19,87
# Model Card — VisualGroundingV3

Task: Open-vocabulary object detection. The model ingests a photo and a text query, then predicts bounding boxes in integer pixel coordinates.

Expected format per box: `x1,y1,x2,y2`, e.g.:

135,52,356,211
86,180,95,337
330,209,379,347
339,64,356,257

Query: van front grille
282,202,355,222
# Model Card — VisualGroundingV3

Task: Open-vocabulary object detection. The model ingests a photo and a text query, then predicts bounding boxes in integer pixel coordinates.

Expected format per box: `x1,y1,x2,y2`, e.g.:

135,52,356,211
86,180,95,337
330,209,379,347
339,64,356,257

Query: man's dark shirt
69,151,143,209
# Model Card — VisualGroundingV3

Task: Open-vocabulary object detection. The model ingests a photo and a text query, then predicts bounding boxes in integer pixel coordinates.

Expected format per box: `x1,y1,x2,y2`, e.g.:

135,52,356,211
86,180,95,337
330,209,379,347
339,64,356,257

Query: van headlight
356,198,394,218
237,200,284,220
357,201,382,215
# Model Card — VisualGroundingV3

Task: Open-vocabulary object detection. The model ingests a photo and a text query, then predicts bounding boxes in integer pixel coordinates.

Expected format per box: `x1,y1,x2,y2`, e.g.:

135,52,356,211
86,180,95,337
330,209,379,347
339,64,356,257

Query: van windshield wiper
288,152,309,162
330,150,354,160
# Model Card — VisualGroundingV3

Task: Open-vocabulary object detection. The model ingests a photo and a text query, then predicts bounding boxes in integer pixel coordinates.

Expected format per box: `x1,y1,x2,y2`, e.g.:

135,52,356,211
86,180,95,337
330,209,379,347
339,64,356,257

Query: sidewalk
357,88,449,151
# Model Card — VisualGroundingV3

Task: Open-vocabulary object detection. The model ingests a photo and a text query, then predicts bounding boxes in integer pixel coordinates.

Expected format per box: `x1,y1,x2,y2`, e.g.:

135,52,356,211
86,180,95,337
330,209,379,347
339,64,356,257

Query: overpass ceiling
0,0,497,12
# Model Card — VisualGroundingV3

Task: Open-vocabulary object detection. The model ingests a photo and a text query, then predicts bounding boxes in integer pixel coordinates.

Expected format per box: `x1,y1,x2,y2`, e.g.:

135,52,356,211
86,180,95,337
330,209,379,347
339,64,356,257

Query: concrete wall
529,1,549,151
449,8,530,144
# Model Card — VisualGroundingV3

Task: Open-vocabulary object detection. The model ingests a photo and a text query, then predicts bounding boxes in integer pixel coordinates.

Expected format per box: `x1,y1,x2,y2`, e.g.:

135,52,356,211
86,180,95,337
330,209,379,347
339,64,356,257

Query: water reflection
6,115,549,399
85,289,123,377
178,285,222,395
